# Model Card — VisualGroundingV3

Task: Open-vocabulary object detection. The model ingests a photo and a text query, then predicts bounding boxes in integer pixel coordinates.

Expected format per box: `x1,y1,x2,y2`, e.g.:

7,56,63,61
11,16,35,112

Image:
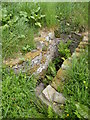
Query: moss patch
29,65,40,75
41,56,46,64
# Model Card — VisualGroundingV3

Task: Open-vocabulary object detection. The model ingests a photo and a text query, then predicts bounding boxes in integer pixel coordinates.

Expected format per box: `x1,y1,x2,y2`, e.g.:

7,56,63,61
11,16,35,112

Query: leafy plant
28,6,45,27
47,62,56,77
43,62,56,85
22,45,33,52
48,106,53,118
58,40,71,59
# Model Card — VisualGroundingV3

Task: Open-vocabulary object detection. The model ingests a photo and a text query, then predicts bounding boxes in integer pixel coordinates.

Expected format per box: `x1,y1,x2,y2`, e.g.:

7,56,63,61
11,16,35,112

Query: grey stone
45,36,49,41
35,83,44,96
83,36,88,42
39,93,52,106
31,49,37,53
48,32,54,40
53,92,66,104
61,64,69,70
39,93,62,116
30,53,42,68
53,103,63,115
42,85,56,102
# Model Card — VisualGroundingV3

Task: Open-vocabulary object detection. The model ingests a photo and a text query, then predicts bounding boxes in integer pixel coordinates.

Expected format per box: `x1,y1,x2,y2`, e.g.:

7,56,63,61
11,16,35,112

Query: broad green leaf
13,16,19,23
46,75,53,81
41,15,45,18
19,11,27,18
35,7,40,13
30,16,35,20
35,22,41,27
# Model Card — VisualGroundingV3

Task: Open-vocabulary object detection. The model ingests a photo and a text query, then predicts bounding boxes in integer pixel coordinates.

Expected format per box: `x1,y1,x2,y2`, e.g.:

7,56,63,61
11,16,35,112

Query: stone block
75,48,80,52
35,83,44,96
39,93,52,107
53,92,66,104
42,85,56,102
61,64,69,70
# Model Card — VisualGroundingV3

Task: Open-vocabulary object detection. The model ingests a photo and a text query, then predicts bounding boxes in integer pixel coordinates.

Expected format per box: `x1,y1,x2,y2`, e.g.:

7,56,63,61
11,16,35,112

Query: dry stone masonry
3,28,88,116
37,32,88,116
4,30,60,77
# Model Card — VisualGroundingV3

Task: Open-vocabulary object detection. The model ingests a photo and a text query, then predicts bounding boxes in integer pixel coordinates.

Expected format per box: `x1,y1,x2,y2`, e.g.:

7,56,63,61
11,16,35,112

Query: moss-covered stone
29,65,40,74
25,50,41,60
75,48,80,52
41,56,46,64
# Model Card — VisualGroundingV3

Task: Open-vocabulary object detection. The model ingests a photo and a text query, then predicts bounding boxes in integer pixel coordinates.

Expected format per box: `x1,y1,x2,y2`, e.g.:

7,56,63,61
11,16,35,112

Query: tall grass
56,2,88,33
62,47,89,119
2,67,45,118
40,2,57,28
1,2,88,59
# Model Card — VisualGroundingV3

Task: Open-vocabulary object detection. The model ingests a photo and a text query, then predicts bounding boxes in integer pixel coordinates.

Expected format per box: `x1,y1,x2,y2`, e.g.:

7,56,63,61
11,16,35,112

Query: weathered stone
48,32,54,40
5,58,24,67
35,83,44,96
29,65,40,74
79,41,88,46
75,52,80,57
53,92,66,104
78,44,85,49
56,68,66,79
52,103,63,115
30,53,42,67
39,93,52,106
83,36,88,42
42,85,56,102
39,93,62,116
51,77,60,90
63,59,71,65
45,36,49,41
72,52,76,58
25,50,41,60
75,48,80,52
61,64,69,70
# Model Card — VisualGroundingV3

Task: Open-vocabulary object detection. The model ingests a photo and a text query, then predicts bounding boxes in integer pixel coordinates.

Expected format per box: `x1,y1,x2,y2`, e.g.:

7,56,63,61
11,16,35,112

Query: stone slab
39,93,62,116
53,92,66,104
35,83,44,96
42,85,56,102
39,93,52,107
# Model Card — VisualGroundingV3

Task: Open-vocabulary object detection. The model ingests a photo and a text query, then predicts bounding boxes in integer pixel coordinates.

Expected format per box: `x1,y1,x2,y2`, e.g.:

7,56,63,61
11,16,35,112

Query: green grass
56,2,88,33
40,3,57,28
61,47,89,119
2,66,60,118
2,67,45,118
1,2,88,59
1,2,89,119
